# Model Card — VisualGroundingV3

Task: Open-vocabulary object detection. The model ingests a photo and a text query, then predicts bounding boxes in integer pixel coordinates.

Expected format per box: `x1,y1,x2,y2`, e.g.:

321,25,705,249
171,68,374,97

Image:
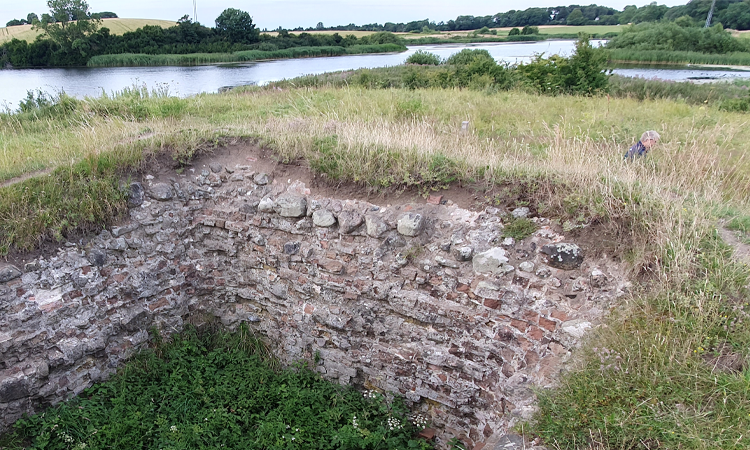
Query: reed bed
86,44,406,67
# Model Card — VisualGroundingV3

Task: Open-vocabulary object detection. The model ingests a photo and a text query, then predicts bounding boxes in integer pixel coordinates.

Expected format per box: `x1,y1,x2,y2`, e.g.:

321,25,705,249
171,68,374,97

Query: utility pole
705,0,717,27
193,0,197,23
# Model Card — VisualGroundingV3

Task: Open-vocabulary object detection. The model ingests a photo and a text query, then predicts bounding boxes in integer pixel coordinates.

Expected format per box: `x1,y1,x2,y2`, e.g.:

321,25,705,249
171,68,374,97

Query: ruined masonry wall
0,165,628,448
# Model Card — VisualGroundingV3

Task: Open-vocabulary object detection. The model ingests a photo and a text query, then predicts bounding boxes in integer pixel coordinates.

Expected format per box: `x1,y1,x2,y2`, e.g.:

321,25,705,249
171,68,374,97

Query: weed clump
503,217,538,240
12,324,434,450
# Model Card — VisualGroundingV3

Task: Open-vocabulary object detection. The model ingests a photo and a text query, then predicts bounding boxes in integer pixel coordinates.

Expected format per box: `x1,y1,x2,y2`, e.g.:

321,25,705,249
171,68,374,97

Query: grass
1,74,750,448
607,48,750,66
86,44,406,67
0,18,176,44
3,323,433,450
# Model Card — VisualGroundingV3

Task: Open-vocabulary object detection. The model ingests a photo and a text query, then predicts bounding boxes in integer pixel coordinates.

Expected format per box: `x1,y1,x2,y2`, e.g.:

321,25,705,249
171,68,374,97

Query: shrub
521,25,539,35
406,50,441,65
444,49,495,66
519,34,608,95
509,27,521,36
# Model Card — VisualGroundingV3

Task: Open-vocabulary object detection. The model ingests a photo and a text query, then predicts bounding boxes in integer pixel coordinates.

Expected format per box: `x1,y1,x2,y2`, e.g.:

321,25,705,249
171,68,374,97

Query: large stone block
275,195,307,217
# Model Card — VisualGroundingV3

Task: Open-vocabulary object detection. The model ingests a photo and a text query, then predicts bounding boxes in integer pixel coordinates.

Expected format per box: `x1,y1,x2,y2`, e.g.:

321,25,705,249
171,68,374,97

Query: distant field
262,25,623,40
0,18,176,43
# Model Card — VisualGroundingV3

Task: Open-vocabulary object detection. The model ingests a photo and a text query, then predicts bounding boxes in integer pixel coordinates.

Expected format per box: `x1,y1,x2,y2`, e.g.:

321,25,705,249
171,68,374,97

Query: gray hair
641,130,660,142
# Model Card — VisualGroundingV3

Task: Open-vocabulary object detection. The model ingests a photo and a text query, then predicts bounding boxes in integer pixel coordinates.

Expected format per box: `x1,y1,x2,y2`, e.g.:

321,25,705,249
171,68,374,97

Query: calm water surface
1,40,749,109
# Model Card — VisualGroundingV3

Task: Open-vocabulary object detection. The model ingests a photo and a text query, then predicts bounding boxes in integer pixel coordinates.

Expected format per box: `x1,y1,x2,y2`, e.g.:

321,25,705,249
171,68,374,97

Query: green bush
444,49,495,66
406,50,441,65
509,27,521,36
13,325,434,450
519,34,608,95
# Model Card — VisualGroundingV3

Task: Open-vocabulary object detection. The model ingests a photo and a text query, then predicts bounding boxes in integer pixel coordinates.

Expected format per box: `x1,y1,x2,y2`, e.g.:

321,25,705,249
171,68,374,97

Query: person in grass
624,130,660,160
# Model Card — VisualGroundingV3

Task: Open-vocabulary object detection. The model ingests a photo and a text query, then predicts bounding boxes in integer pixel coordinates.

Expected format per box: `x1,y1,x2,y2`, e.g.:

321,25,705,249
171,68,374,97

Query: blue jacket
624,141,647,159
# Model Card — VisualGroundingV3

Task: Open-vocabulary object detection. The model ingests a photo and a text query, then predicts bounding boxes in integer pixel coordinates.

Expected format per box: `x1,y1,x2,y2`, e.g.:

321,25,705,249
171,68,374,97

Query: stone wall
0,164,629,448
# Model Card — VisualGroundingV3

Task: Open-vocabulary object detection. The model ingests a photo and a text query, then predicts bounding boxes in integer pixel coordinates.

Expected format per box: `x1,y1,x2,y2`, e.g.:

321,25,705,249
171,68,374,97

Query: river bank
86,43,406,67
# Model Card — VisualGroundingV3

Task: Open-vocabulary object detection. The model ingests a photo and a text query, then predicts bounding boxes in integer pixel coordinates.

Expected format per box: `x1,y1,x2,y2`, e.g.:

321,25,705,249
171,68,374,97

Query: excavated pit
0,144,632,449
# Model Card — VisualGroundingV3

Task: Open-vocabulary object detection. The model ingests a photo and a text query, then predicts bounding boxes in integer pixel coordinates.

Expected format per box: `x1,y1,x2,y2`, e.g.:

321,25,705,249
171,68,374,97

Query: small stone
109,238,128,251
452,246,474,261
440,242,452,252
284,242,301,255
253,173,270,185
397,213,424,237
230,173,244,182
435,256,459,269
0,265,22,283
209,163,223,173
394,253,409,268
519,261,535,273
87,248,107,267
536,267,552,278
111,223,139,238
541,243,584,270
590,269,607,288
258,197,275,212
37,362,49,378
365,215,389,238
275,195,307,217
270,284,288,299
149,183,174,201
225,166,235,174
512,207,530,218
338,210,364,234
500,264,515,274
127,182,145,207
502,237,515,247
313,209,337,227
472,248,509,274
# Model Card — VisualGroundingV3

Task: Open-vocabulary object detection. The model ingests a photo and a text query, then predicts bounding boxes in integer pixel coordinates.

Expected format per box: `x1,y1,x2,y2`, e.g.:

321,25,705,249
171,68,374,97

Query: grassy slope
1,80,749,448
0,18,176,44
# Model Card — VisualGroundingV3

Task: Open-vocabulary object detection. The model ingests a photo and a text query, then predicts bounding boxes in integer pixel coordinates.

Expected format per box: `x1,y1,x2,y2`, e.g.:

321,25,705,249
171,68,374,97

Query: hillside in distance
0,18,177,44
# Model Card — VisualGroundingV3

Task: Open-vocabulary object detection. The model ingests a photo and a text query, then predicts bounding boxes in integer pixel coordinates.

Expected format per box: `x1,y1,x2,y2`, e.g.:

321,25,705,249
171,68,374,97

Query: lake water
1,40,749,109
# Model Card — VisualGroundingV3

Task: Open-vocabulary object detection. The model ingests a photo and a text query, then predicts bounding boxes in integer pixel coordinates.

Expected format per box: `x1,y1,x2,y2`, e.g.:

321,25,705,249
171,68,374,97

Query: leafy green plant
12,324,434,450
406,50,441,66
503,217,538,240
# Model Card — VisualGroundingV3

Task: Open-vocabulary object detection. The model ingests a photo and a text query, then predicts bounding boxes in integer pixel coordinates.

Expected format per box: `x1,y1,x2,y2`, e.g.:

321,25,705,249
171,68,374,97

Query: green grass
5,324,433,450
607,48,750,66
87,44,406,67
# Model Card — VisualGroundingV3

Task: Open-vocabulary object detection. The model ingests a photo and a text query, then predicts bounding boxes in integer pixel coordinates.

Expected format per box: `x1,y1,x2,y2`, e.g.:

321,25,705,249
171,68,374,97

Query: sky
4,0,688,30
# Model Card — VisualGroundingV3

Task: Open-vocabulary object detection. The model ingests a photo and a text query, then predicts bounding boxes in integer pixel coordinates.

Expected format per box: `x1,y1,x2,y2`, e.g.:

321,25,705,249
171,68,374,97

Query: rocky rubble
0,163,630,448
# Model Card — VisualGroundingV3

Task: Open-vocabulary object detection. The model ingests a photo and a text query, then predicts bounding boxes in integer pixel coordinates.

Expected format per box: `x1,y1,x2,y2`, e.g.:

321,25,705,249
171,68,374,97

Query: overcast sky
4,0,686,30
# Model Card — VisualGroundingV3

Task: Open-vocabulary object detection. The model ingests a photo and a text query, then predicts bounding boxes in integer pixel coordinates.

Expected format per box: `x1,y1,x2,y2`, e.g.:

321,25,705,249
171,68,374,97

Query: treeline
6,11,116,27
294,0,750,32
0,18,401,68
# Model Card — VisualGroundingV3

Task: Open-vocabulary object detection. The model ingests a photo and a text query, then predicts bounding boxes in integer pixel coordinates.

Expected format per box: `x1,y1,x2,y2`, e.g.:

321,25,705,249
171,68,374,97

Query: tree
722,1,750,30
316,22,325,30
37,0,101,53
6,19,26,27
566,9,587,25
215,8,259,44
27,13,39,24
